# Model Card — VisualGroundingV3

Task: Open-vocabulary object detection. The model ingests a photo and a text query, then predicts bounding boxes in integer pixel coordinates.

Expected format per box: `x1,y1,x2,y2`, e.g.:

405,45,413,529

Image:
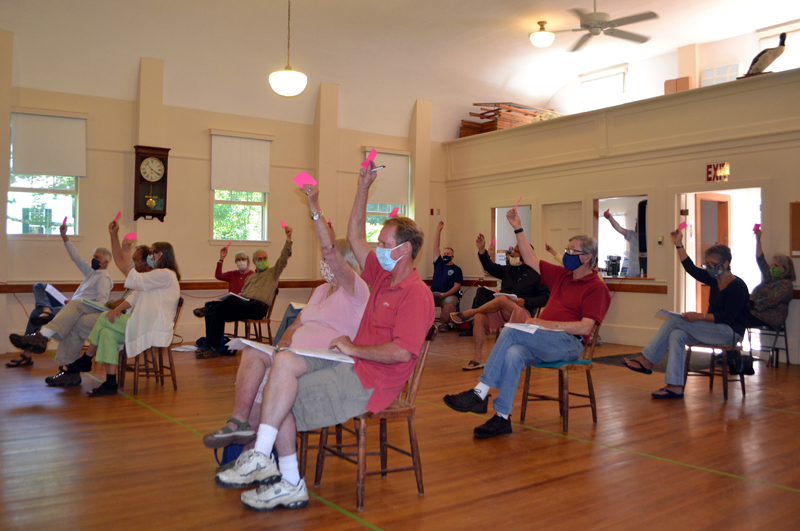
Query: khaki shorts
434,294,459,307
291,357,373,432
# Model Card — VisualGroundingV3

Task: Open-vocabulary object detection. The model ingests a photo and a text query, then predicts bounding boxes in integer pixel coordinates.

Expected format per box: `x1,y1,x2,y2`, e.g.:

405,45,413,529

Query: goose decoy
746,32,786,76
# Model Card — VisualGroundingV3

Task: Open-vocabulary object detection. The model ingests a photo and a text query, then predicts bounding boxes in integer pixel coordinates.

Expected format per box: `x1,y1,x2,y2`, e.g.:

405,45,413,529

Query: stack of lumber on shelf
459,102,565,138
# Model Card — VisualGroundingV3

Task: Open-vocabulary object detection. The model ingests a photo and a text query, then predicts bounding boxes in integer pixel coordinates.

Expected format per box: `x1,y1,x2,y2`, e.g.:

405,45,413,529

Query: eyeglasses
564,248,587,256
701,262,720,270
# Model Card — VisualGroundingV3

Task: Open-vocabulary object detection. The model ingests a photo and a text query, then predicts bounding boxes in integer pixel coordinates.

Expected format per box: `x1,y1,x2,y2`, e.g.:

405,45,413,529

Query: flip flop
622,358,652,375
6,356,33,368
462,360,484,371
450,312,473,324
651,388,684,399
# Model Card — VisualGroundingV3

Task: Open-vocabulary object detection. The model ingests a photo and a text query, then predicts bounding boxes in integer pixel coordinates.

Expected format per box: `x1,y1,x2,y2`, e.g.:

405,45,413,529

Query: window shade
11,113,87,177
211,134,271,193
367,152,409,205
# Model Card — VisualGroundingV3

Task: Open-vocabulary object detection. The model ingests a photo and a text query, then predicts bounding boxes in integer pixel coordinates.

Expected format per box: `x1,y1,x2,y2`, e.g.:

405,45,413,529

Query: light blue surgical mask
376,243,404,272
146,255,157,269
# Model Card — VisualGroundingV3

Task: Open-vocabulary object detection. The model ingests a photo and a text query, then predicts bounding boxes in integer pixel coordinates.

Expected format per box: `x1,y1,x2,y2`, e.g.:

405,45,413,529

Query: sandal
462,360,484,371
651,387,684,399
203,417,256,449
622,358,653,375
6,356,33,368
450,312,473,324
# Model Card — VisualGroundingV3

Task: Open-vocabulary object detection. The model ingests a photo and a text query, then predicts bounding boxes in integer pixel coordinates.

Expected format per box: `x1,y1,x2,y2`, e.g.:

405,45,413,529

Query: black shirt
682,257,750,337
478,251,549,314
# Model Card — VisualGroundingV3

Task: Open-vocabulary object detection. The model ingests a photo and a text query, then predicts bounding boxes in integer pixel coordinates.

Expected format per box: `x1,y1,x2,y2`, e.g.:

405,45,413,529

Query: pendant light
269,0,307,97
530,21,555,48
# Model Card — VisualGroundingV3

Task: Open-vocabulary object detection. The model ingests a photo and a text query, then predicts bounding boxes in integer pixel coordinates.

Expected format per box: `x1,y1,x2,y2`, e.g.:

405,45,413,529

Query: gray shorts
291,357,373,432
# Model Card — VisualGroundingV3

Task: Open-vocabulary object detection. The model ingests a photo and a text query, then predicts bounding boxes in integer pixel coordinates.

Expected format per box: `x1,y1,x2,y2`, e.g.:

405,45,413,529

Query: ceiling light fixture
529,21,555,48
269,0,307,97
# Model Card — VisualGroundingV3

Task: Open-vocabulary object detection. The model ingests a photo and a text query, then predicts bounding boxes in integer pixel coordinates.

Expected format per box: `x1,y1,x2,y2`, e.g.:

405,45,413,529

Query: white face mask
235,260,248,272
319,260,334,283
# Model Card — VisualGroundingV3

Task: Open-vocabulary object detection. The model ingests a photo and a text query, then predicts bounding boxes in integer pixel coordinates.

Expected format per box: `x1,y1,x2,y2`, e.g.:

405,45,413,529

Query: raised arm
604,210,628,237
433,221,443,259
506,209,540,274
272,227,293,277
305,184,357,294
347,160,379,269
108,220,133,276
671,229,689,262
754,227,764,258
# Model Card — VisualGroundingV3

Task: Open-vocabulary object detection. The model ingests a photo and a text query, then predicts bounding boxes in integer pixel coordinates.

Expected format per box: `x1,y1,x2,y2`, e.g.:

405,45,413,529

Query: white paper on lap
226,338,354,364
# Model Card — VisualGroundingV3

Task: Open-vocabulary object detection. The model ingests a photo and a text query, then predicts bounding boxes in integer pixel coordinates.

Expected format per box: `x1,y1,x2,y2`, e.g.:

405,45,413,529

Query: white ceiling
1,0,799,141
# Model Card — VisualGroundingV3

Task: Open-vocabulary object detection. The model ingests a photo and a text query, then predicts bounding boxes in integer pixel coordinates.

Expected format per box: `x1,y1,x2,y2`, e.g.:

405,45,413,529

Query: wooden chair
119,297,184,395
684,342,746,400
519,323,600,433
747,322,789,368
301,325,437,512
232,289,279,344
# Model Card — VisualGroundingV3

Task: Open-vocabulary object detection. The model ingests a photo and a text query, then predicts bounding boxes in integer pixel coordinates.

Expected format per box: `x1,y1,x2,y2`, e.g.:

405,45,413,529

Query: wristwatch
675,245,684,249
514,228,524,234
310,211,324,221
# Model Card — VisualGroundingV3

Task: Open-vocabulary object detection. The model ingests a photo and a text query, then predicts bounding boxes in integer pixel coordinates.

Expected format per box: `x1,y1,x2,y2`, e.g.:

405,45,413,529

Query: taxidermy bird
746,32,786,75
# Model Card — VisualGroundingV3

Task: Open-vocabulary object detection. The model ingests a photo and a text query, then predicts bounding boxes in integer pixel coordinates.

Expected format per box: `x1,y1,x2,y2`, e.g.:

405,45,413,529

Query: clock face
140,157,165,182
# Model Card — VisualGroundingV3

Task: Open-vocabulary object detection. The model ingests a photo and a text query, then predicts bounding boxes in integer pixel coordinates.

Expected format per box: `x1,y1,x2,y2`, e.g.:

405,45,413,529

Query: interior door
542,202,583,264
694,193,731,313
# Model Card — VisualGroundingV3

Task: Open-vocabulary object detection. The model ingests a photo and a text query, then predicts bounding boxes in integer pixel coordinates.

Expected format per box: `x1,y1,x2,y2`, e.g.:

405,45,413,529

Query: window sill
209,239,269,246
8,234,84,243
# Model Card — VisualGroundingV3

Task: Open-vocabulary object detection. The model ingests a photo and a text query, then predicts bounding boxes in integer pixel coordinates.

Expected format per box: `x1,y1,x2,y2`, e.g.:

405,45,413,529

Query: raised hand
506,208,522,230
437,221,444,232
220,246,228,260
476,233,486,253
357,160,379,189
108,220,119,235
670,229,683,247
304,184,321,211
284,225,293,241
544,241,557,257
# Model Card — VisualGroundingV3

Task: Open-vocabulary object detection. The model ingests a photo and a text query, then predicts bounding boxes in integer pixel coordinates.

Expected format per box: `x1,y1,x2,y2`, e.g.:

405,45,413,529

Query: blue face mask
146,255,157,269
562,253,582,271
376,243,404,272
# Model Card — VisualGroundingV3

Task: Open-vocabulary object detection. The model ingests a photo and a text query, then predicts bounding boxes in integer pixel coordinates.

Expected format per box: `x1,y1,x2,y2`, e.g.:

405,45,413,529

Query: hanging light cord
286,0,291,67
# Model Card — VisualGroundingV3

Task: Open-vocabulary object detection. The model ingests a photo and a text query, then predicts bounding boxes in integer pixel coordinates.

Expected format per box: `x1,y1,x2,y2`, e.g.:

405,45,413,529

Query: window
213,190,267,240
363,150,410,242
7,174,78,235
7,113,86,235
596,195,648,276
701,64,739,87
580,65,627,112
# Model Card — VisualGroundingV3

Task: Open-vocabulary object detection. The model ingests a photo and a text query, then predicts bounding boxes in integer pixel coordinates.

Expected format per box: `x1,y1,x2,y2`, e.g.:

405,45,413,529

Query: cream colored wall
443,69,800,356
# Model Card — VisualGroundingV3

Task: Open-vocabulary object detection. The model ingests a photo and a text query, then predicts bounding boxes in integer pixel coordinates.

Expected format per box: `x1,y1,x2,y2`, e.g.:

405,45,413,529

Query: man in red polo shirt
444,208,610,438
215,159,434,512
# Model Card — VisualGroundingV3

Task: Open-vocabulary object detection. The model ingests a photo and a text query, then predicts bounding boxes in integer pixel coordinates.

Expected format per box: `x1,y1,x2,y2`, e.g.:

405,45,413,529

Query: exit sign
707,162,730,182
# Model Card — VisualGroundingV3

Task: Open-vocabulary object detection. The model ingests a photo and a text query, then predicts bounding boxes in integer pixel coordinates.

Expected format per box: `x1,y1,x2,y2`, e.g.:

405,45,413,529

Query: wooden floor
2,332,800,531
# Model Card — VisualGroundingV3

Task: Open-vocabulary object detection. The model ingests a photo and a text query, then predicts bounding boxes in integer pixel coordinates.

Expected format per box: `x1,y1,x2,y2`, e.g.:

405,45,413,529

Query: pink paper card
280,220,287,228
114,211,121,222
327,220,332,228
491,239,496,247
225,242,232,250
678,222,688,231
292,171,317,188
361,148,378,169
62,217,68,226
753,223,761,231
123,232,136,240
513,197,522,210
604,209,609,216
389,207,399,218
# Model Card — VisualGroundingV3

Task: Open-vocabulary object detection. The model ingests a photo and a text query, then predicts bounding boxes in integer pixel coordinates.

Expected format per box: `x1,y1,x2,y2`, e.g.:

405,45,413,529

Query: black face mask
442,255,452,263
91,258,102,270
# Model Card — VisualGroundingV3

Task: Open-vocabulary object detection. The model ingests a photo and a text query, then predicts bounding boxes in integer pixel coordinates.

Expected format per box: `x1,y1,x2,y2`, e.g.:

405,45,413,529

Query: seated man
214,160,434,512
7,224,114,368
195,226,293,359
444,208,610,438
451,235,550,371
431,220,463,332
40,245,154,387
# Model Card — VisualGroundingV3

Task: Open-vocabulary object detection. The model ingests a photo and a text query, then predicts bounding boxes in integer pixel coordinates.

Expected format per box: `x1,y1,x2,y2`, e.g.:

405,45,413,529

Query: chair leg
684,348,691,386
558,370,565,417
407,416,424,496
561,370,569,433
314,427,329,488
167,347,177,390
133,353,140,396
356,418,367,512
520,367,531,422
298,432,308,478
118,351,126,389
740,372,746,397
255,323,263,343
234,321,239,338
720,350,728,401
267,321,274,345
379,419,388,478
586,369,597,424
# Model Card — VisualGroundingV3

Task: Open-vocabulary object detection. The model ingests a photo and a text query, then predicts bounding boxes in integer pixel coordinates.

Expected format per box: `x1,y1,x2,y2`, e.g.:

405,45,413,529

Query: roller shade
11,113,86,177
367,152,409,205
211,134,271,193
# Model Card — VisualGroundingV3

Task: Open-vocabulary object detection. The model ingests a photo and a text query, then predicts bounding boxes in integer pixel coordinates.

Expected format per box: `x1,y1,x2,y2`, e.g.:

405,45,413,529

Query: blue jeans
25,282,64,335
479,327,583,416
642,314,741,387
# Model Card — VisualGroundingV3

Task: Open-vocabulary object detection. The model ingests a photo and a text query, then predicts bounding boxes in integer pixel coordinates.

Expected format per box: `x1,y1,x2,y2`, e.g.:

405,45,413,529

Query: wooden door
694,193,731,313
542,202,583,264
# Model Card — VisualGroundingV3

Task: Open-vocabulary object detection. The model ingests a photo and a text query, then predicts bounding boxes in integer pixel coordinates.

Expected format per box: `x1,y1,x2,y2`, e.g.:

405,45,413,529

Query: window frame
211,189,268,242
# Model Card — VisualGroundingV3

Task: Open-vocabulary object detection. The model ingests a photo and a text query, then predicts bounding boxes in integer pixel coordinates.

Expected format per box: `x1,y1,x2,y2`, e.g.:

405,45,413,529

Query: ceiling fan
567,0,658,52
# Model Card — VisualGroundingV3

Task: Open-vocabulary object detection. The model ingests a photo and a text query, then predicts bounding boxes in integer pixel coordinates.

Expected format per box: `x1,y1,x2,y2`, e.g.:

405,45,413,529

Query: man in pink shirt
215,160,434,512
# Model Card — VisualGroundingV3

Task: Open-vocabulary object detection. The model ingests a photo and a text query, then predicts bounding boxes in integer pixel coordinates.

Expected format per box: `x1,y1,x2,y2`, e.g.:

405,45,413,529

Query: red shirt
352,251,435,413
538,261,611,343
215,262,254,295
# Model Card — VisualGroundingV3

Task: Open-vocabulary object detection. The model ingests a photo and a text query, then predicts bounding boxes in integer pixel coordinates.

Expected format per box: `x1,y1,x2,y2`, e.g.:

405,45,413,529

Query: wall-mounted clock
133,145,171,222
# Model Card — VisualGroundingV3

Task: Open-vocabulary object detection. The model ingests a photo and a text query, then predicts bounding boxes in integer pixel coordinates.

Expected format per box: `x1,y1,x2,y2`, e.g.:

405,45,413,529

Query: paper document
172,345,200,352
289,302,307,310
503,323,565,335
656,308,682,319
218,292,248,302
493,292,518,301
226,338,354,364
81,299,109,313
45,284,68,305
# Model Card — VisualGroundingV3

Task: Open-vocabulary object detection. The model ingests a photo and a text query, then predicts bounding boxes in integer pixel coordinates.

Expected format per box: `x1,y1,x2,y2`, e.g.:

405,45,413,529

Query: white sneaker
241,478,309,511
214,449,280,489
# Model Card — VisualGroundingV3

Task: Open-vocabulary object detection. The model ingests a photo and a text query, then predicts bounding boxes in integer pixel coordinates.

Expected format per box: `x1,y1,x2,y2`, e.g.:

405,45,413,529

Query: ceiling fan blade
569,33,594,52
603,28,650,44
606,12,658,28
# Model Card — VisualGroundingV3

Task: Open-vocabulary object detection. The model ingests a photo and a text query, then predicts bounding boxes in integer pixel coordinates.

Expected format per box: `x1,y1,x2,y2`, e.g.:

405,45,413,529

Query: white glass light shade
530,30,555,48
269,67,308,97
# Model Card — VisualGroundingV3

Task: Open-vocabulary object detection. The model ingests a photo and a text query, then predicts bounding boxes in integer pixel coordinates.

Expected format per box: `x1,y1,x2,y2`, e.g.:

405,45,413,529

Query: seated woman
623,230,750,399
748,227,795,330
82,221,182,396
203,185,368,482
192,247,253,319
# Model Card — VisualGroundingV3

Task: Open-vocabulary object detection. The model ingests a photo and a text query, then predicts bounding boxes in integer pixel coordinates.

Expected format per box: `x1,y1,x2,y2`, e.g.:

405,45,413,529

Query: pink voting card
225,242,232,250
292,171,317,188
389,207,399,218
513,197,522,210
123,232,136,240
361,148,378,169
753,224,761,231
491,238,496,247
604,209,610,216
114,211,121,222
280,220,287,228
62,217,68,226
678,222,688,231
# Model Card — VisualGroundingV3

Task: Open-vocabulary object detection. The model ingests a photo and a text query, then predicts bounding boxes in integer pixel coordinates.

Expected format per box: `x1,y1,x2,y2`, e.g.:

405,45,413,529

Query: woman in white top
85,222,182,396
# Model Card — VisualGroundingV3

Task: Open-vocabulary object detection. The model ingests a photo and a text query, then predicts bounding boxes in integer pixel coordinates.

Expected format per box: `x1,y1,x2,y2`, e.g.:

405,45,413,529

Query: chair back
266,288,279,320
580,323,601,362
170,297,184,345
400,325,437,405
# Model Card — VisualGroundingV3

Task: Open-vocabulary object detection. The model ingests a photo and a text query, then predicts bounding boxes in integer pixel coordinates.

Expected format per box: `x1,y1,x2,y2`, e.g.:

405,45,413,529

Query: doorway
695,193,731,313
541,202,582,265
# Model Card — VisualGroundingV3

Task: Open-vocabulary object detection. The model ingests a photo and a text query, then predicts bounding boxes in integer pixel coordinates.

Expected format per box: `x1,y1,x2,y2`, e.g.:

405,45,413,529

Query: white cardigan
124,268,180,357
